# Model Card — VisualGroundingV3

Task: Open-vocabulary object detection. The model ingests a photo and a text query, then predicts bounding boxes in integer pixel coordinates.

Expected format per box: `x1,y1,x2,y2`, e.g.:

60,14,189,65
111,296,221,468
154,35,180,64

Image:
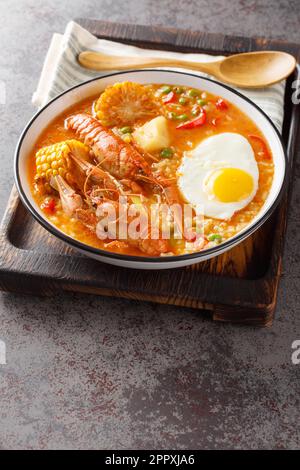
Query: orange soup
28,82,274,257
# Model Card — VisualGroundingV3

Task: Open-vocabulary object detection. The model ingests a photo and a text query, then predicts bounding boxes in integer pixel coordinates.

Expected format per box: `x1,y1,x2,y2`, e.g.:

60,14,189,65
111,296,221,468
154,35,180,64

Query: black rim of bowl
14,69,288,264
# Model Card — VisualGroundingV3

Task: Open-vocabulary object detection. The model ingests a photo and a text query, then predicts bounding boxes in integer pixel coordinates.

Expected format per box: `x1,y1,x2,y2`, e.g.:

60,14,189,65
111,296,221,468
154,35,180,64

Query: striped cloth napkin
33,21,286,132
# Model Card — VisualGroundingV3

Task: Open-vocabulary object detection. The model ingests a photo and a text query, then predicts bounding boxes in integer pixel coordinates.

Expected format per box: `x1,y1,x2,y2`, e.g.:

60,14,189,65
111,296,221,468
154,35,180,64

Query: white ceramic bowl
15,70,287,269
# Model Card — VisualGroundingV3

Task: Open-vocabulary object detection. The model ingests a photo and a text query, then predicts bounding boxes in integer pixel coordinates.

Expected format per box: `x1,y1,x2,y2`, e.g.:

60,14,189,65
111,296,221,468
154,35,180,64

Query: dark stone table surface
0,0,299,449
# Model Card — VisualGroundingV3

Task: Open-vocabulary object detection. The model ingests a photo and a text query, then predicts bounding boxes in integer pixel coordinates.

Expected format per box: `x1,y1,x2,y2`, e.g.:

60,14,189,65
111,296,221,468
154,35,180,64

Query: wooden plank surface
1,19,299,325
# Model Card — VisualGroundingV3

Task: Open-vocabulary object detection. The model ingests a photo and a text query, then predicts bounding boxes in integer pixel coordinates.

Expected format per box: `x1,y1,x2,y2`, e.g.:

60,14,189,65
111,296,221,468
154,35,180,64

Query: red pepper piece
215,98,228,110
162,91,176,104
248,134,272,159
42,198,56,214
176,109,206,129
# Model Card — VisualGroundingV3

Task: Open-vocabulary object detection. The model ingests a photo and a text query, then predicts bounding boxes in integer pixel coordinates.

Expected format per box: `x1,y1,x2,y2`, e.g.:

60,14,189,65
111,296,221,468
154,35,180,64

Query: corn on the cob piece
34,139,90,194
95,82,158,127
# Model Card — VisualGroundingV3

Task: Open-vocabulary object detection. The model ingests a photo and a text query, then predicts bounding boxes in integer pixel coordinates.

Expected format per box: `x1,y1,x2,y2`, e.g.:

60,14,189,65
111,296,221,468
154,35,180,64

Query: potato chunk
133,116,170,152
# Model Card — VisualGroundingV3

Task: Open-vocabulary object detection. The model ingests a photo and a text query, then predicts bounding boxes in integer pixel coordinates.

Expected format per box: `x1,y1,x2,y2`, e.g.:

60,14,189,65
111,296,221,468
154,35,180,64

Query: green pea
188,89,200,97
160,147,174,158
179,97,187,105
176,114,189,121
167,111,177,120
208,234,222,242
197,98,207,106
174,86,184,94
191,108,199,116
120,126,132,134
160,85,172,94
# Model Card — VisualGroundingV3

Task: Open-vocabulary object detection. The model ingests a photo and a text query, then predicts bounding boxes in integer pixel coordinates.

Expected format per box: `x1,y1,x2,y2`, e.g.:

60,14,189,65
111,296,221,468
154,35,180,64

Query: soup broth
28,82,274,257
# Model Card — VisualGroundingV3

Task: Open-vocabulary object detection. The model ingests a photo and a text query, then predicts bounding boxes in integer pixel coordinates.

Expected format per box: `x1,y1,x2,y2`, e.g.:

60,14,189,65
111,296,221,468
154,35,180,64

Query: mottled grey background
0,0,299,450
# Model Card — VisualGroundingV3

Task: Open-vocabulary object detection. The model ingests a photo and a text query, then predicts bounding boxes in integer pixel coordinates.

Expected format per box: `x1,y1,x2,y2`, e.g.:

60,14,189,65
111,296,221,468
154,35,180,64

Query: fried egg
177,132,259,220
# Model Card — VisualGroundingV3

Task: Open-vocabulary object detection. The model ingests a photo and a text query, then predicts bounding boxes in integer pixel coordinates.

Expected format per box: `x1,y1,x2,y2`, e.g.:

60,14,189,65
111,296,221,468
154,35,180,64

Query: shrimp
94,197,171,256
64,113,184,251
68,151,125,198
66,114,182,206
68,152,146,205
52,174,170,256
51,175,83,217
65,113,152,179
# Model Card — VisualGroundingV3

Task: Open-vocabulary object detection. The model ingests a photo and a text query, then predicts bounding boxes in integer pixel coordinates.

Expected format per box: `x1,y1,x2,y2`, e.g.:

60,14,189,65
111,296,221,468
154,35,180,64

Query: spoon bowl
217,51,297,88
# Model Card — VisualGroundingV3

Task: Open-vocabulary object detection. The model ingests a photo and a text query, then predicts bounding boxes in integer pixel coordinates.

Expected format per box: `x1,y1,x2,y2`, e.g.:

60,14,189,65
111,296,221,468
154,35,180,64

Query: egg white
177,132,259,220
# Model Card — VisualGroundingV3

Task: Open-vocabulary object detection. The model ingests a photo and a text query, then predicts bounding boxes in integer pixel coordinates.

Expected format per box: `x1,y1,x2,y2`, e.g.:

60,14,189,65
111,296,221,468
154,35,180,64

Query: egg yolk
212,168,254,203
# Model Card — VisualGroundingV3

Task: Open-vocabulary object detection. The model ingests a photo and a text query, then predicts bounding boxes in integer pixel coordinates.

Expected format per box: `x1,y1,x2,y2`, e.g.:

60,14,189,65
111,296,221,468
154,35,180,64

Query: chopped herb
120,126,132,134
188,89,200,97
160,147,174,158
208,234,222,242
176,113,189,121
167,111,177,120
160,85,172,94
179,97,187,105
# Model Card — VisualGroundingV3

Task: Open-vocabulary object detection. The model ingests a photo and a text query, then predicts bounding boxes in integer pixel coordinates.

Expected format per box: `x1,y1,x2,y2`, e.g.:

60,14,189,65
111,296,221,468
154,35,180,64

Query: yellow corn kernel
41,163,50,171
34,139,90,194
123,134,132,143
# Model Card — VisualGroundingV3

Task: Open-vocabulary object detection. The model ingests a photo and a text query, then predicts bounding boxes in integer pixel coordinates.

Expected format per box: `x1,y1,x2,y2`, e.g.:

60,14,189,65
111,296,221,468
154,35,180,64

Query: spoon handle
78,51,221,75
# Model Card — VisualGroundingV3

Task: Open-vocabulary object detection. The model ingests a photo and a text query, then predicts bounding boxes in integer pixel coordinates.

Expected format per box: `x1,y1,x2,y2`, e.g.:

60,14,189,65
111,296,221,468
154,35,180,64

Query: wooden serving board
1,19,299,325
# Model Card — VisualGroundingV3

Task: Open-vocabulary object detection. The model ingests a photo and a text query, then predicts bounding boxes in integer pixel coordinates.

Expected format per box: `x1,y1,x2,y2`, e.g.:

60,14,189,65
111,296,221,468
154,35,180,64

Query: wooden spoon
78,50,296,88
